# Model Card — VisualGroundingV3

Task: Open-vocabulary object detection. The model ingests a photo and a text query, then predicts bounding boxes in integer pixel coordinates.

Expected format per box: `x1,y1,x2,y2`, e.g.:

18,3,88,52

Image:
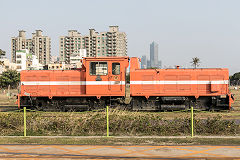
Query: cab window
90,62,108,75
112,63,120,75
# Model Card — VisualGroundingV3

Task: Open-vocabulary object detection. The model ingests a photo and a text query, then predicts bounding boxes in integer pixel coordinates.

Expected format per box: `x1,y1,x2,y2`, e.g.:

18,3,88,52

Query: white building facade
70,49,86,68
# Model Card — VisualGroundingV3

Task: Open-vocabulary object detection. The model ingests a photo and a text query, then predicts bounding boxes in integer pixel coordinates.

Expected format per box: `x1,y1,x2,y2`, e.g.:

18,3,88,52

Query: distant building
50,56,60,64
11,30,51,65
16,50,27,71
46,63,71,70
141,55,147,69
0,59,17,74
150,41,158,68
15,49,44,71
31,30,51,65
30,55,44,70
11,30,29,63
158,60,162,69
147,60,151,68
59,26,127,63
70,49,86,68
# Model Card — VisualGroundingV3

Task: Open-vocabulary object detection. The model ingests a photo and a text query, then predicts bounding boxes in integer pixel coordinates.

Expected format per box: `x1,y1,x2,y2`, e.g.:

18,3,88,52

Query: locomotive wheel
35,100,46,111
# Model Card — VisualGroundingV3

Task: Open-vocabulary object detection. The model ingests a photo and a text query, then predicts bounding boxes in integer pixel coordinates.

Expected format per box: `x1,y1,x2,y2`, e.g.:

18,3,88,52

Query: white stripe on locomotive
21,80,228,85
130,80,228,85
21,81,126,85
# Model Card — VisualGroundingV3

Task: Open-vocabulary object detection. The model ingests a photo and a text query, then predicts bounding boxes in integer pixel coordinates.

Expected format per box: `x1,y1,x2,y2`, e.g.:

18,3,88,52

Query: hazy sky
0,0,239,74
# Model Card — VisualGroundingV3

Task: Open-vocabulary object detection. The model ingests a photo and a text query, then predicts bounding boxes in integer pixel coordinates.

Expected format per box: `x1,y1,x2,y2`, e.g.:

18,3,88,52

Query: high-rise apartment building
11,30,51,65
150,41,158,68
60,26,127,63
11,30,30,63
59,30,83,63
32,30,51,65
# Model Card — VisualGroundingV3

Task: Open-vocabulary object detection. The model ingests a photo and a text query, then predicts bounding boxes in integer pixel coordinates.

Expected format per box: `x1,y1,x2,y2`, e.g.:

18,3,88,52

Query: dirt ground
0,143,240,159
0,89,18,106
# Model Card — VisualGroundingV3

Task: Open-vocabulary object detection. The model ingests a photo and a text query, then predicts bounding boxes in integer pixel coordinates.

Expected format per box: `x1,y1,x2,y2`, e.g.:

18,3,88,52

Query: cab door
86,61,109,95
109,62,123,92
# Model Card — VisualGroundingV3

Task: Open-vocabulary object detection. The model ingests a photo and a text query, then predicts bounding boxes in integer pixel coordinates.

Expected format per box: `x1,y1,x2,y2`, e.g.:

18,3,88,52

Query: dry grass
0,110,239,136
230,86,240,110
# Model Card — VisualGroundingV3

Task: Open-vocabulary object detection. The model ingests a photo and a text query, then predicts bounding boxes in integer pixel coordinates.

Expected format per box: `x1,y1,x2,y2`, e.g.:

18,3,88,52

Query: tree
0,49,5,66
0,70,20,89
0,49,6,59
191,57,200,68
230,72,240,86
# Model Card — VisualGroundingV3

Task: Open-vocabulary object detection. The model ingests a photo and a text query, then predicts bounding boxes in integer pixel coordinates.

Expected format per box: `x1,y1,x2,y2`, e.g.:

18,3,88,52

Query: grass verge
0,137,240,145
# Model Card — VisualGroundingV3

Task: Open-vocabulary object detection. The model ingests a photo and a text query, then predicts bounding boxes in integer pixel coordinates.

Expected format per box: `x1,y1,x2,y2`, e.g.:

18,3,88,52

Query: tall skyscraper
60,26,127,63
147,60,151,68
150,41,158,68
11,30,51,65
141,55,147,69
158,60,162,69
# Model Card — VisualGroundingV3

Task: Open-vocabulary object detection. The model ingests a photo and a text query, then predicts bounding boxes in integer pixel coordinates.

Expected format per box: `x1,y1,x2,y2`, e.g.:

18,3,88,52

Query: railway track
0,105,18,112
1,105,238,112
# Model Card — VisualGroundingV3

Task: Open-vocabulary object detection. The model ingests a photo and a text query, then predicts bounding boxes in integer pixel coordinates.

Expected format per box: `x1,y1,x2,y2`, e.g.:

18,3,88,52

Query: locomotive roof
84,56,129,60
138,68,228,70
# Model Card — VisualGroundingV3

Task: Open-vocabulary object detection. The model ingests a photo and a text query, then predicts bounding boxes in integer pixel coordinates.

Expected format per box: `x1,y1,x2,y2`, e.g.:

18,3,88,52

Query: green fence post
191,106,194,137
24,107,27,137
106,106,109,137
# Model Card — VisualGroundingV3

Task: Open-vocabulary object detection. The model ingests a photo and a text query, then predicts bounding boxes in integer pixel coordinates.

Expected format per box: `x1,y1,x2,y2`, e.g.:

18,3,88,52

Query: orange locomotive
18,57,234,111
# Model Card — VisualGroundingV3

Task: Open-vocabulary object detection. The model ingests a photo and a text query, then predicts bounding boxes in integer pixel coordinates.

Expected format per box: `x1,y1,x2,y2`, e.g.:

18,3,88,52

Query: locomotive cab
83,57,129,97
18,56,129,111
